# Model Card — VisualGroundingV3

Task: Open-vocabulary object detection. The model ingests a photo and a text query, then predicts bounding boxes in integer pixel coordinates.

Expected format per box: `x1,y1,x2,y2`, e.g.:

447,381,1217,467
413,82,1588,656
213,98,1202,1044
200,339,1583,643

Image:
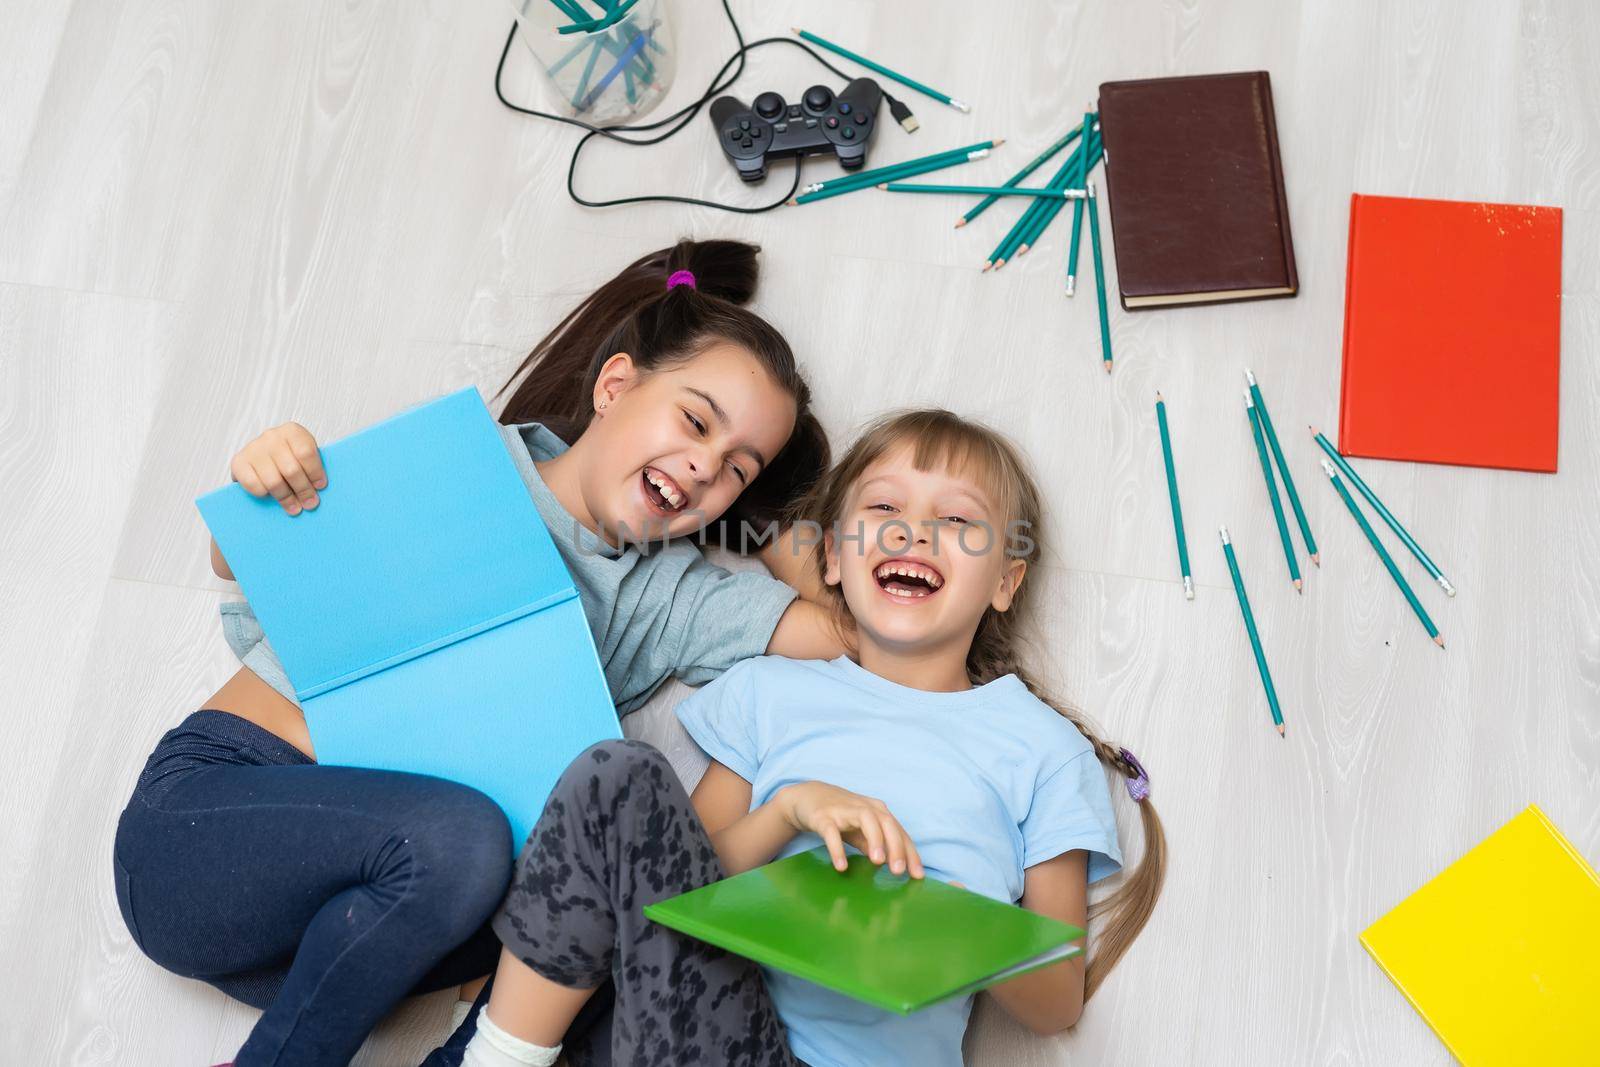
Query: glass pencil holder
506,0,676,125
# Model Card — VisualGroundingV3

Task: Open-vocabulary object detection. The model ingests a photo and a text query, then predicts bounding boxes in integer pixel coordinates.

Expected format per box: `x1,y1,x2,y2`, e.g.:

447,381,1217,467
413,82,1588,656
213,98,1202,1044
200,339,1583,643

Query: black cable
492,0,909,213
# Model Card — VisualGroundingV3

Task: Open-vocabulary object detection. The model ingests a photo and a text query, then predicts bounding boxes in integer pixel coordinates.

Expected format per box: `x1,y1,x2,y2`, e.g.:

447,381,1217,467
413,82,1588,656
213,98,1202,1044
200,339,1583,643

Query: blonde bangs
839,410,1034,543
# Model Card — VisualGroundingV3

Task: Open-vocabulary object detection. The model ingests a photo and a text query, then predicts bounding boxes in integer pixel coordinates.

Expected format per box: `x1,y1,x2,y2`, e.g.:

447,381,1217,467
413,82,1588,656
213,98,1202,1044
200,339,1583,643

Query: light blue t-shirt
674,654,1123,1067
219,421,798,716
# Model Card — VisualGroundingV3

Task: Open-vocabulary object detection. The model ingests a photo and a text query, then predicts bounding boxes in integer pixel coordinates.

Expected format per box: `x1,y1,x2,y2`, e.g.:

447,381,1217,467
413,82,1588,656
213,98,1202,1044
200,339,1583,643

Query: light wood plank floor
3,1,1597,1063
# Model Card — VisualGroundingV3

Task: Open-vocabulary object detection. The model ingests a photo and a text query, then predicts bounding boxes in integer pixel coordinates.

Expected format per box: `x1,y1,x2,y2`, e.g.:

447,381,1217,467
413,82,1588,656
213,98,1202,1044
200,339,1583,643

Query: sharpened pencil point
1156,391,1164,403
981,261,993,272
791,26,801,34
1016,244,1030,256
1311,553,1321,566
1104,360,1113,374
1308,425,1319,437
993,138,1005,147
1294,579,1303,593
785,198,797,207
1277,724,1286,737
953,218,966,228
1434,635,1446,648
993,258,1007,270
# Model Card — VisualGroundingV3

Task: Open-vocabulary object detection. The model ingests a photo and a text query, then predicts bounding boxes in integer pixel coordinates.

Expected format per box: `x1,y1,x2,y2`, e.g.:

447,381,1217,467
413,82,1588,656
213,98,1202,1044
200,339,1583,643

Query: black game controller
710,77,884,183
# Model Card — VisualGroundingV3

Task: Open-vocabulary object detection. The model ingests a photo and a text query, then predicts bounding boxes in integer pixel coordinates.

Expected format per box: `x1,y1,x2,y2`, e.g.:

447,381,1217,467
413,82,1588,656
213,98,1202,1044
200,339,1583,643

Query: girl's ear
823,529,843,588
592,352,638,413
990,558,1028,613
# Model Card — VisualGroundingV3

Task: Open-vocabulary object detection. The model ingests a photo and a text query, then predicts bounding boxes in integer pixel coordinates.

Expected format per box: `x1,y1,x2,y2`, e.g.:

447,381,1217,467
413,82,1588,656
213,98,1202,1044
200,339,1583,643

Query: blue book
196,387,621,849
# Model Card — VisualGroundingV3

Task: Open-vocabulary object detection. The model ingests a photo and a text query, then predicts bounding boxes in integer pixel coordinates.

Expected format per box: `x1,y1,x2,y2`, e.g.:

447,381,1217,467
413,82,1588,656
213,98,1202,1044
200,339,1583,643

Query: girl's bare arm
765,599,853,661
983,850,1090,1034
690,761,797,876
690,762,922,878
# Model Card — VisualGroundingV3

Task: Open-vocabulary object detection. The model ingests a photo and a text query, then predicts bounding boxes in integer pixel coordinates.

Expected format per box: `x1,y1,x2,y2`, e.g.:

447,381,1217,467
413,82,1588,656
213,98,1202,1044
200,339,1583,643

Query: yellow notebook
1361,805,1600,1065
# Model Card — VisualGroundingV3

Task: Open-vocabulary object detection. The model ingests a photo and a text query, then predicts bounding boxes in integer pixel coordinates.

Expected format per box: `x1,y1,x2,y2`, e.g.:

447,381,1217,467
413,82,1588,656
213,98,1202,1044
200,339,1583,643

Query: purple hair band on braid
1119,748,1150,802
666,269,697,290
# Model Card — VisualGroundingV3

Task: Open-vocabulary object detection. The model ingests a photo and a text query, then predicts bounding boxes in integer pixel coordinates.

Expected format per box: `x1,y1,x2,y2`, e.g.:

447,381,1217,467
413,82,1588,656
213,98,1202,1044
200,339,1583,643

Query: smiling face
577,341,797,544
823,442,1027,659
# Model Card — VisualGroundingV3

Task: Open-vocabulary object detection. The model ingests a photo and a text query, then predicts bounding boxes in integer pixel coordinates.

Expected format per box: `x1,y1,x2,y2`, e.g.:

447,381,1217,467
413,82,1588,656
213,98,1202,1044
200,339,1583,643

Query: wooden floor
4,1,1597,1063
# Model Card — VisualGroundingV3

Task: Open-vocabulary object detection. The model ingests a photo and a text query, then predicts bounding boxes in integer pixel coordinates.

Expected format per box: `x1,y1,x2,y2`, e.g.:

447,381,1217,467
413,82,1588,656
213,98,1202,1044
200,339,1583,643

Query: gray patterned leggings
490,739,800,1067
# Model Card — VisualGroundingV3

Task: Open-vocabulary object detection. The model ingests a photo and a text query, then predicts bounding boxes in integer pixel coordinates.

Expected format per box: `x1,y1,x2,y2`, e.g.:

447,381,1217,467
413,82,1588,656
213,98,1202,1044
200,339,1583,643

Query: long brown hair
492,238,829,549
789,409,1166,1000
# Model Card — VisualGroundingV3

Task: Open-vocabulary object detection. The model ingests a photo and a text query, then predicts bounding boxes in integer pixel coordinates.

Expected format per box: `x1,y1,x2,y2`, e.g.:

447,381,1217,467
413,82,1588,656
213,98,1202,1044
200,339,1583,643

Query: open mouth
641,466,688,515
873,558,945,599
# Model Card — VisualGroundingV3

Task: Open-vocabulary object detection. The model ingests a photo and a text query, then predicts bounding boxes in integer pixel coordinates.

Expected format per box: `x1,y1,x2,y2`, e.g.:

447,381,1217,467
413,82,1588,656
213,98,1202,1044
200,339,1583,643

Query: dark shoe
418,975,493,1067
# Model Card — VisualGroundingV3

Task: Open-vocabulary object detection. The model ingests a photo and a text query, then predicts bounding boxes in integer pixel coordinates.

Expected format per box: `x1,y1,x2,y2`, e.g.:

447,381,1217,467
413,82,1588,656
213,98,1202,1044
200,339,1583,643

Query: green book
642,847,1085,1015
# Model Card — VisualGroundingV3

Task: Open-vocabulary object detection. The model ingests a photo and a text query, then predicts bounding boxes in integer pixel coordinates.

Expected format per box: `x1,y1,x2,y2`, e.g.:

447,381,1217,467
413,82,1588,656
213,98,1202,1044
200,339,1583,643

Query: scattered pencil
1156,393,1194,600
1221,526,1286,736
1246,369,1319,567
885,184,1086,199
1320,459,1445,648
984,128,1089,270
1309,427,1456,596
1245,391,1302,592
793,28,969,112
789,144,998,206
1065,109,1096,297
803,140,1002,195
956,123,1083,228
1086,181,1112,373
1014,118,1100,258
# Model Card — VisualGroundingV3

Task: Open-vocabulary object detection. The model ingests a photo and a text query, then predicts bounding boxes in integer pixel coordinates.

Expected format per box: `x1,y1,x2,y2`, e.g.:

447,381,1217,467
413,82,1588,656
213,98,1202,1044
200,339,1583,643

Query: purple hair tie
1119,748,1150,802
666,269,697,290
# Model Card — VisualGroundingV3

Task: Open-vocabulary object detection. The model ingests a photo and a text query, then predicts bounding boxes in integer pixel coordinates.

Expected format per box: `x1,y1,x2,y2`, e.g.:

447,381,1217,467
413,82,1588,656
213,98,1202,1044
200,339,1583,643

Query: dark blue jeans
112,710,514,1066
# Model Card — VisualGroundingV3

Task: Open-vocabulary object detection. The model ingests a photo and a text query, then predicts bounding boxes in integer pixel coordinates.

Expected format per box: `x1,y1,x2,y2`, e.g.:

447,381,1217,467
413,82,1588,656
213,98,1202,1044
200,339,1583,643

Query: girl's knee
566,738,670,790
539,739,681,836
401,783,514,922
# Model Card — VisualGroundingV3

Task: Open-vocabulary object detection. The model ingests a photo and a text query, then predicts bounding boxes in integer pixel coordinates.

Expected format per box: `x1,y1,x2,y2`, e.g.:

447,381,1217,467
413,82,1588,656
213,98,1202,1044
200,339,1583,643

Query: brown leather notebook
1098,71,1297,309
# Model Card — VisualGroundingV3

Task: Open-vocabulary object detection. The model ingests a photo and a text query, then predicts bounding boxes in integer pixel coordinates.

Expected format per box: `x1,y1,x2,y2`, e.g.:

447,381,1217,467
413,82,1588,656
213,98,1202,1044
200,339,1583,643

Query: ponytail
1013,674,1167,999
492,239,828,550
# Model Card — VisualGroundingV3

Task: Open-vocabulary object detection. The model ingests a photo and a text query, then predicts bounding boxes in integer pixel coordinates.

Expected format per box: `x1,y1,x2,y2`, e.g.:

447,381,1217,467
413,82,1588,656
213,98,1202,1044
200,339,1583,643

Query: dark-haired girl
110,240,845,1066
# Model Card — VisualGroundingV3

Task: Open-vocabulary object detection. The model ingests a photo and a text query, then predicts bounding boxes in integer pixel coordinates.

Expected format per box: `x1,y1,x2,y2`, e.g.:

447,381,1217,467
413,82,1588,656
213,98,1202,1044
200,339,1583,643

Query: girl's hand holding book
778,781,925,879
229,422,329,515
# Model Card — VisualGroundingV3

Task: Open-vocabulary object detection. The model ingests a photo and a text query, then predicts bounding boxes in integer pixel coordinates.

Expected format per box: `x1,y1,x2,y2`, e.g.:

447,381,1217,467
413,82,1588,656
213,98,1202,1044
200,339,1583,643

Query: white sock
461,1010,562,1067
449,997,474,1032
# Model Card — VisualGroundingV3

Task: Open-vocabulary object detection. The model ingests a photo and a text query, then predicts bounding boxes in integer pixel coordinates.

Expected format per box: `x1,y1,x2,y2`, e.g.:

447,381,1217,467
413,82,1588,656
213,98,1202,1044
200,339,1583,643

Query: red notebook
1338,193,1563,473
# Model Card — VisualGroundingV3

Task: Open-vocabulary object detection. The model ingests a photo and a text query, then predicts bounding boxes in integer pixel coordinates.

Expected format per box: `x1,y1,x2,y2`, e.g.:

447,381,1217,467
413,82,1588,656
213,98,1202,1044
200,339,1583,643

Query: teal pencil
1310,428,1456,596
793,27,968,111
989,126,1097,269
885,184,1084,199
1246,391,1302,591
1065,111,1096,295
571,36,604,109
985,150,1076,269
1221,526,1286,736
805,138,1000,193
1320,459,1445,648
1247,370,1318,566
791,143,998,206
956,123,1082,228
1015,125,1100,256
1086,181,1112,373
558,0,637,34
1156,393,1194,600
